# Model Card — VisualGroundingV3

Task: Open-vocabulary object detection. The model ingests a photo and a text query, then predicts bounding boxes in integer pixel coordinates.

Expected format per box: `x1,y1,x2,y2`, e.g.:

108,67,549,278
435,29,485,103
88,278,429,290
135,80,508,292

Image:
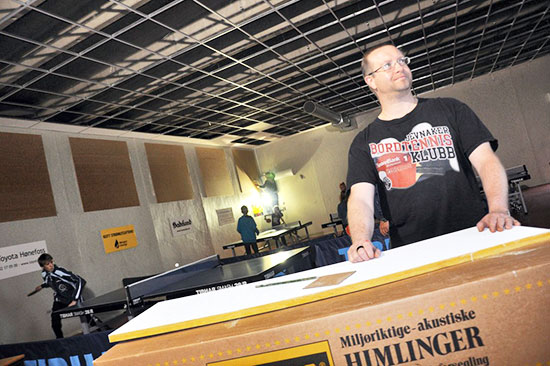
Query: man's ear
364,75,377,93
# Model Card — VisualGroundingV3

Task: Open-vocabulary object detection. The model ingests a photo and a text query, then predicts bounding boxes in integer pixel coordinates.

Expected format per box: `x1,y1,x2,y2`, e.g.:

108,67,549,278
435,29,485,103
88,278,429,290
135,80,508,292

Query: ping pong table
321,219,345,236
54,246,313,333
223,221,312,256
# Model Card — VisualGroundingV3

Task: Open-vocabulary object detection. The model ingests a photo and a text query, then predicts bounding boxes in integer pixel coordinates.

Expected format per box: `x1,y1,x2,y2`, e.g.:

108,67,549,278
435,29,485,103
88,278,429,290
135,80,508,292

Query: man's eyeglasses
367,56,410,76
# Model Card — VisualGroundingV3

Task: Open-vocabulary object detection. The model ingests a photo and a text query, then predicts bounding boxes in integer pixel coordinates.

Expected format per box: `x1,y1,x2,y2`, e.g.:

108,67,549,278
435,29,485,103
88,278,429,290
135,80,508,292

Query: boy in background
271,206,285,227
33,253,86,338
237,205,260,255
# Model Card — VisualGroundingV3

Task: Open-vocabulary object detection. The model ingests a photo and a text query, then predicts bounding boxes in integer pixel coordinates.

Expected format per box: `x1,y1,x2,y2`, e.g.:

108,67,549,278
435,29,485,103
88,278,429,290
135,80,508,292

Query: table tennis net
124,254,219,305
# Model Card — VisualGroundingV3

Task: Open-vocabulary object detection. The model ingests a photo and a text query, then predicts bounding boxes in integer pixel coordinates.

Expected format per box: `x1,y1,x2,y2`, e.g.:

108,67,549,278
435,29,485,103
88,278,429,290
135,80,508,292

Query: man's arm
346,182,381,262
251,218,259,235
73,276,84,302
65,268,85,302
237,219,242,234
468,142,520,232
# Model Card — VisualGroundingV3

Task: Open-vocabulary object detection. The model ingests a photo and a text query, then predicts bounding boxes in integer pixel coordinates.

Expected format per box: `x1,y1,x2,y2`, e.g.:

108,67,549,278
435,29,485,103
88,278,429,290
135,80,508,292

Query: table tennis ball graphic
377,153,415,189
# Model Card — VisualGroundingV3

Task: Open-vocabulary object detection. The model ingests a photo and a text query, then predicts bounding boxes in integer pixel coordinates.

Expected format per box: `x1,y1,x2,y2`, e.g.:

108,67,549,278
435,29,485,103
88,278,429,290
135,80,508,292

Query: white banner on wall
216,208,235,226
0,240,48,280
170,217,193,237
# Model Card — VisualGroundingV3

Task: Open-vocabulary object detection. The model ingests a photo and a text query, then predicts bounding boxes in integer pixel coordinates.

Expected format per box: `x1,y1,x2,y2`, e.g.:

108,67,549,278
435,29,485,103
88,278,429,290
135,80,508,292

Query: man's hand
347,240,381,263
68,300,77,307
379,220,390,236
469,143,518,234
35,285,43,292
476,211,520,232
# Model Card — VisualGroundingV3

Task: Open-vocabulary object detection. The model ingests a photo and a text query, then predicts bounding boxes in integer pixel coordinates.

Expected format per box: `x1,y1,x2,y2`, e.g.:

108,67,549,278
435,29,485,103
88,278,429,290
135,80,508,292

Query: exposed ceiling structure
0,0,548,146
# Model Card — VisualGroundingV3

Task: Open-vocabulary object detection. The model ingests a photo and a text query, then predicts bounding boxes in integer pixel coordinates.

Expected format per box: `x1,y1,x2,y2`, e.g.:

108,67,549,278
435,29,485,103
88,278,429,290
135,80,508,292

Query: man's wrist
490,209,510,216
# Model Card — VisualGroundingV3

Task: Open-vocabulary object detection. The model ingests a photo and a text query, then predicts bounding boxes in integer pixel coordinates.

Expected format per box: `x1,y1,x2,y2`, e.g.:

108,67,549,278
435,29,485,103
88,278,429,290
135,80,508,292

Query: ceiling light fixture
303,101,357,131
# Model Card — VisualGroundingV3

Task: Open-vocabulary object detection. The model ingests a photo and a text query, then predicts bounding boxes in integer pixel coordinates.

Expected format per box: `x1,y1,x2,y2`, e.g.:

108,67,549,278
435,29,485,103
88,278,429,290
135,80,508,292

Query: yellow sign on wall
101,225,137,254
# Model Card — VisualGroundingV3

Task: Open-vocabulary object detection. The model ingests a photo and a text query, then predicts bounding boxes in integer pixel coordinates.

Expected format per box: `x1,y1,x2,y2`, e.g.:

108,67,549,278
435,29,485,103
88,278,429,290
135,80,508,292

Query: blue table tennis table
54,246,313,333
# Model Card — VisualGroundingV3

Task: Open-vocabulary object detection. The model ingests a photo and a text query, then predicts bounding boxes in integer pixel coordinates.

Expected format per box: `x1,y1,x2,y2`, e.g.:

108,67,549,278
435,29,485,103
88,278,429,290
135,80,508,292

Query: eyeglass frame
367,56,411,76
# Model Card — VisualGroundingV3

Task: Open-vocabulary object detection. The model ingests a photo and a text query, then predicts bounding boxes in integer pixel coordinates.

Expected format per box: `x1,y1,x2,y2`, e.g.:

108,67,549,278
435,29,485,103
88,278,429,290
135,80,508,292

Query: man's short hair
241,205,248,213
360,42,397,78
38,253,53,267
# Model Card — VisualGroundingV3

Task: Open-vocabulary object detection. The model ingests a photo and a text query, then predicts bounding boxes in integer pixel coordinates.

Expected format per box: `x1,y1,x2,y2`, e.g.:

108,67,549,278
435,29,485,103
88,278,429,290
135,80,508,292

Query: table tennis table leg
516,183,528,214
79,315,90,334
231,247,236,257
289,232,296,244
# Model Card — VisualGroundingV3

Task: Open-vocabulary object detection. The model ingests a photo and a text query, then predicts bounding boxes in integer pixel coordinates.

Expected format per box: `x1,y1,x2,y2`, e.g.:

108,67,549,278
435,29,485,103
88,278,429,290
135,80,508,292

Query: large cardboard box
96,234,550,366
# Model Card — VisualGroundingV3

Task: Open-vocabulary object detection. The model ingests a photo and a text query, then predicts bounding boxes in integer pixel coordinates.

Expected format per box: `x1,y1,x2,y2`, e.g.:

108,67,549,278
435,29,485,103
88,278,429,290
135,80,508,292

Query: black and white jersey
41,265,86,304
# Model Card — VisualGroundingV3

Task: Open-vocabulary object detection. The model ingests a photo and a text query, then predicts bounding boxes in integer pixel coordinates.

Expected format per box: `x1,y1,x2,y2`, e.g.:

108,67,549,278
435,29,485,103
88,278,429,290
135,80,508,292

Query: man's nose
393,61,405,73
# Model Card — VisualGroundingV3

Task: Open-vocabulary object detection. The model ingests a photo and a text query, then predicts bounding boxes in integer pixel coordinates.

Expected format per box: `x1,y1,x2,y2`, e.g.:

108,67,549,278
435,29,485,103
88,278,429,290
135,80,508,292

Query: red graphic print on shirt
369,123,459,190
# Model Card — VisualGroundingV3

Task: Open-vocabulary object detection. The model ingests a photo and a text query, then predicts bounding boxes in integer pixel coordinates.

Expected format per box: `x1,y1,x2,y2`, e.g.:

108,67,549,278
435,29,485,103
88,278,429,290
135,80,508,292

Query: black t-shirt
346,97,496,248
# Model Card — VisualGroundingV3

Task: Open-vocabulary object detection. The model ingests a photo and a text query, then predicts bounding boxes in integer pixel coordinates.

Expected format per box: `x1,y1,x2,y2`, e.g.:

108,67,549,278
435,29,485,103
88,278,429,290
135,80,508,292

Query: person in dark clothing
337,190,348,229
372,185,390,250
339,185,389,249
346,44,519,263
256,172,279,214
271,206,285,227
34,253,86,338
237,205,260,255
338,182,349,234
339,182,347,195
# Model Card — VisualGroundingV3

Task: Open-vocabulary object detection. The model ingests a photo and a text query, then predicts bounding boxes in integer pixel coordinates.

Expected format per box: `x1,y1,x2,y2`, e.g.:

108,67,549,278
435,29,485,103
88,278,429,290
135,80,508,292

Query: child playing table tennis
33,253,86,338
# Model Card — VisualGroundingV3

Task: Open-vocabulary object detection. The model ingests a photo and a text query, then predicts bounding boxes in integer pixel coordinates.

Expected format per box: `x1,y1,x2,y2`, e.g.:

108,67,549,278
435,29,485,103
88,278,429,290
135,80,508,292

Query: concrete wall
428,57,550,183
255,55,550,238
0,128,253,343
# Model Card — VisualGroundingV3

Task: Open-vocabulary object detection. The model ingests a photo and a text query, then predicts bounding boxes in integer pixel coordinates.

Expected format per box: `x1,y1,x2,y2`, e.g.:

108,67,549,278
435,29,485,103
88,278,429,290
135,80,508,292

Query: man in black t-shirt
346,44,519,263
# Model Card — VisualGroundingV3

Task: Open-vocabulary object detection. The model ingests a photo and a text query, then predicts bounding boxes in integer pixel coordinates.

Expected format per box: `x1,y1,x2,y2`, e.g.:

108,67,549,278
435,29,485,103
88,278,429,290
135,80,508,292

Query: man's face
42,261,54,272
364,45,412,95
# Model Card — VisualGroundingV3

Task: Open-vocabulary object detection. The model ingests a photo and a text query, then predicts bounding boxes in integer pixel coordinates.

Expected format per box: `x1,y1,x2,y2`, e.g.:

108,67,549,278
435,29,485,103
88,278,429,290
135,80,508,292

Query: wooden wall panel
195,147,234,197
231,148,260,193
69,137,139,212
145,143,193,203
0,132,56,223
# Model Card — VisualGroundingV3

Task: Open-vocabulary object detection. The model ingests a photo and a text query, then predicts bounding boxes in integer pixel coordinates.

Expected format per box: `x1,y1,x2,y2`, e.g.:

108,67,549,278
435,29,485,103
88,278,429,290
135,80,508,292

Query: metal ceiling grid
0,0,548,146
